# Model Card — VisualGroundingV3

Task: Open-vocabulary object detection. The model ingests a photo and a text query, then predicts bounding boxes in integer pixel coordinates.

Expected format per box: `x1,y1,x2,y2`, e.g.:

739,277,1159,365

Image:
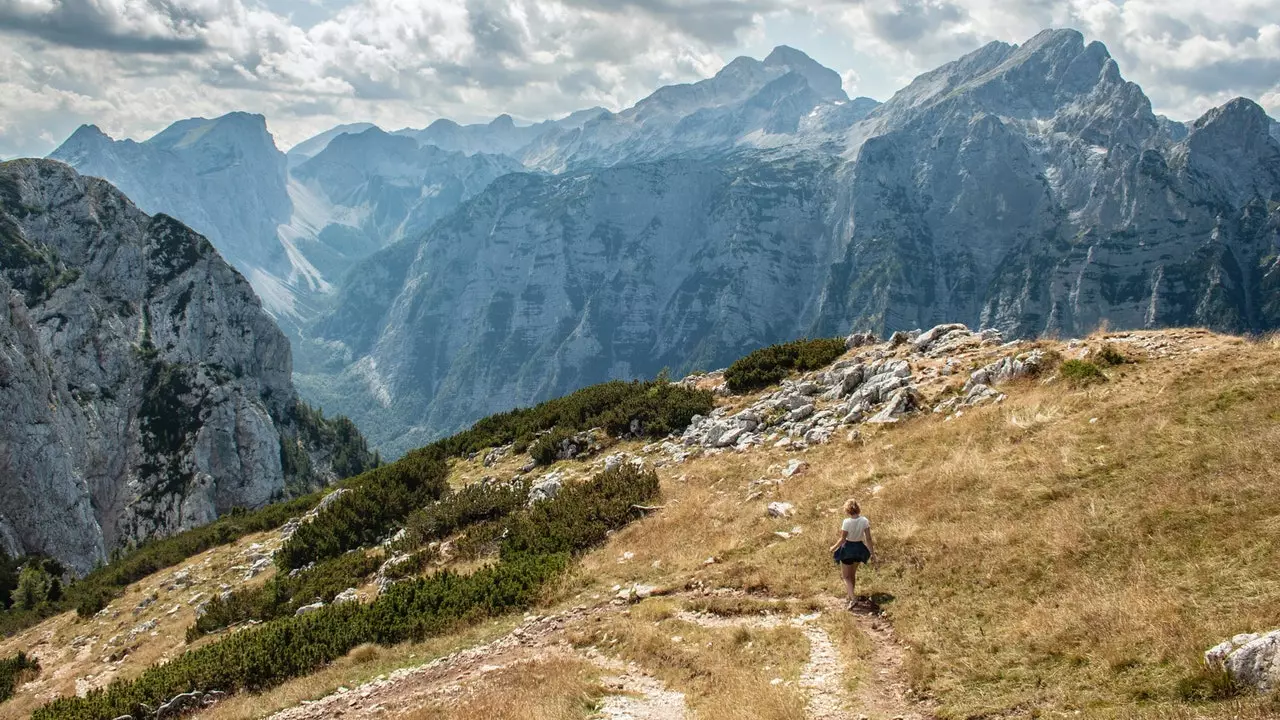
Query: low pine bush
1089,342,1131,367
400,480,529,551
276,453,450,570
0,493,325,637
724,337,846,394
1060,359,1106,385
0,651,39,702
529,427,577,466
502,463,660,560
189,550,381,639
435,379,713,457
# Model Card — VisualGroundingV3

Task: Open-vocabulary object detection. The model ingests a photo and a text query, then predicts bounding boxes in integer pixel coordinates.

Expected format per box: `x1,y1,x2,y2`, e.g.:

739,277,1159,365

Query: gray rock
965,350,1047,392
913,323,970,353
866,388,922,424
1206,630,1280,693
156,691,203,719
766,502,795,518
528,473,564,505
333,588,360,605
295,601,325,616
845,332,877,349
782,460,809,477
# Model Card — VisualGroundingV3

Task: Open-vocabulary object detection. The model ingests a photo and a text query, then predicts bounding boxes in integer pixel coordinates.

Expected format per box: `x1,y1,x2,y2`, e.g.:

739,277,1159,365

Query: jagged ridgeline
0,159,376,578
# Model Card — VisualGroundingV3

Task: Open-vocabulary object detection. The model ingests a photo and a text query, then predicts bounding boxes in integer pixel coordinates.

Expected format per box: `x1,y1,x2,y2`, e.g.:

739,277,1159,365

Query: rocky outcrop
0,159,370,573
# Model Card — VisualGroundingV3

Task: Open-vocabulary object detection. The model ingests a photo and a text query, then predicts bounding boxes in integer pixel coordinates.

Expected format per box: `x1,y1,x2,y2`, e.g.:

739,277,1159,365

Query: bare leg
840,563,857,605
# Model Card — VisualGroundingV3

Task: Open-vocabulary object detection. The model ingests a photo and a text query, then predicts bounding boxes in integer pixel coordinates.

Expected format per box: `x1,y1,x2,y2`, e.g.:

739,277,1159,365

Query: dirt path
798,619,855,720
676,600,931,720
250,593,927,720
589,651,689,720
840,601,932,720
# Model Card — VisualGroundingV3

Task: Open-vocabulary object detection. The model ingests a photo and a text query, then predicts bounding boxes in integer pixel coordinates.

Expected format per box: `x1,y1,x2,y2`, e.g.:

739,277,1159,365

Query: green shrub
189,550,381,639
33,462,656,720
502,463,660,560
0,651,39,702
400,480,529,551
1060,359,1106,385
278,377,704,571
275,453,450,570
529,427,577,466
0,550,19,610
35,556,564,720
379,547,439,581
283,400,378,485
434,379,712,458
724,337,847,394
1090,342,1131,367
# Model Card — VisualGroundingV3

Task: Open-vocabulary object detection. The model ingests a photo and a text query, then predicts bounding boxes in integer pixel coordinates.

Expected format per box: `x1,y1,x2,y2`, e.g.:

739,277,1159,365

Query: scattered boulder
333,588,360,605
912,323,969,353
782,459,809,478
295,601,325,616
1206,629,1280,693
156,691,204,719
866,387,922,424
482,445,510,467
313,488,352,515
528,472,564,505
965,350,1046,392
767,502,795,518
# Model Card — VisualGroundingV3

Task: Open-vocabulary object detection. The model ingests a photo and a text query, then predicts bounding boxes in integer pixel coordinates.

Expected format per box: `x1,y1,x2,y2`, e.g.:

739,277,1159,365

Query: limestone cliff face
0,159,369,573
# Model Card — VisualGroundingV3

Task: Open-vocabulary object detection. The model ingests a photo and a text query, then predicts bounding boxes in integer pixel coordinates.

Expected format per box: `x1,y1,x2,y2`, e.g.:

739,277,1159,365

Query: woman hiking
829,499,874,610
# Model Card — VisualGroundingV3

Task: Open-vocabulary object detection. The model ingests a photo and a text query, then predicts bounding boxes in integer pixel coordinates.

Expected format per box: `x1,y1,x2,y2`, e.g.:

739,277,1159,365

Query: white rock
295,601,325,616
767,502,795,518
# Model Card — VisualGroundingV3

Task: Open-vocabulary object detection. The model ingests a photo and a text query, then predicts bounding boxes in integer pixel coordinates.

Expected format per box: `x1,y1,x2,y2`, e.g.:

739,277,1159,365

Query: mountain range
42,29,1280,456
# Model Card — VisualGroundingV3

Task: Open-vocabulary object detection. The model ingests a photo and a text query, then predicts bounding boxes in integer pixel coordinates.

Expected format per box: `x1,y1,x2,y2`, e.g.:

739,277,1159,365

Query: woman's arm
829,530,848,553
864,527,875,560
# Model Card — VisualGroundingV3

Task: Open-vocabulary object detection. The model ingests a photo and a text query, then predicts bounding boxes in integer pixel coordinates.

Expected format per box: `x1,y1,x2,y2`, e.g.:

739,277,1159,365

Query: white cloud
1,0,1279,159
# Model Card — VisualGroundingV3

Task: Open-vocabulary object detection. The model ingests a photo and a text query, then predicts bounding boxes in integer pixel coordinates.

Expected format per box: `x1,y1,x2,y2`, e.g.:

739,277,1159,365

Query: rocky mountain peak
1178,97,1280,205
763,45,847,101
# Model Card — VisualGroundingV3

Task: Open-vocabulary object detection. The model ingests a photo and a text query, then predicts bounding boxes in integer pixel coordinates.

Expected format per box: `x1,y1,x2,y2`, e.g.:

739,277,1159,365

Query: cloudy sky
1,0,1279,159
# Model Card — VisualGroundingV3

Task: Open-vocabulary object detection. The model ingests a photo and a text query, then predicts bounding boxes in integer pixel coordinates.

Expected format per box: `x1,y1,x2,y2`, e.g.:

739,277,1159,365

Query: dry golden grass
405,655,602,720
569,602,810,720
576,331,1280,718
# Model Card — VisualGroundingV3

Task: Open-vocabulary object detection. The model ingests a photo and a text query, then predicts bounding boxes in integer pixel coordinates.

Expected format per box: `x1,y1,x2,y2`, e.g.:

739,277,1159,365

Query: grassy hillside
3,329,1280,719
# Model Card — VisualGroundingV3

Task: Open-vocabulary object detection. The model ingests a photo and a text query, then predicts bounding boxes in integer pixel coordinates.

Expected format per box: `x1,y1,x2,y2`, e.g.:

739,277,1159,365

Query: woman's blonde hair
843,499,860,516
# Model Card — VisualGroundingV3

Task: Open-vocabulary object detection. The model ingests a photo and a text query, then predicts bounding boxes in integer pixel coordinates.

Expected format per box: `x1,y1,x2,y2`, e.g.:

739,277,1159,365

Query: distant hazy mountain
301,30,1280,454
49,117,525,330
395,108,607,158
0,159,372,572
287,122,377,166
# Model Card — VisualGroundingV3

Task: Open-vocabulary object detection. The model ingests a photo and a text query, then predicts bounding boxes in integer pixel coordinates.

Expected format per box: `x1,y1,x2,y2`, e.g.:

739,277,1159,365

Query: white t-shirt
841,516,870,543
